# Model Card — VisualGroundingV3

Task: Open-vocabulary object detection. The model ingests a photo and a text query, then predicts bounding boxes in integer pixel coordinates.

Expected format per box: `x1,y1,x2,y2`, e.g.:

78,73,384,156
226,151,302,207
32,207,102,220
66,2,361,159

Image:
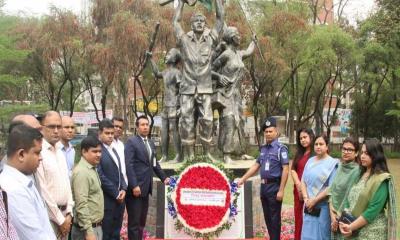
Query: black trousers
102,201,125,240
260,182,282,240
126,195,149,240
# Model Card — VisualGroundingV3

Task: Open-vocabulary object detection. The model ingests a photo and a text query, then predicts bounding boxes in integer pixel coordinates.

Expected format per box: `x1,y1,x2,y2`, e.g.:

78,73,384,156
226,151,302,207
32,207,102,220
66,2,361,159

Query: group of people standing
291,129,397,240
0,112,168,240
238,116,396,240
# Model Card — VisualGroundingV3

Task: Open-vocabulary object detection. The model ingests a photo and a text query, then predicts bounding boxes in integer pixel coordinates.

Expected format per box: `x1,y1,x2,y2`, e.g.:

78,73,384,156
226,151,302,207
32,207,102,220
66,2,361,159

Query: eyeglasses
341,147,356,153
43,125,62,130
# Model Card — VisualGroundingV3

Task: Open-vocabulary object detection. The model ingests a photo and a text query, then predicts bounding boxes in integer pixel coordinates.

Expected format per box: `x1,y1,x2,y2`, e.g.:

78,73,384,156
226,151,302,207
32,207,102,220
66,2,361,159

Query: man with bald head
10,114,42,131
57,116,76,179
1,114,43,173
35,111,74,239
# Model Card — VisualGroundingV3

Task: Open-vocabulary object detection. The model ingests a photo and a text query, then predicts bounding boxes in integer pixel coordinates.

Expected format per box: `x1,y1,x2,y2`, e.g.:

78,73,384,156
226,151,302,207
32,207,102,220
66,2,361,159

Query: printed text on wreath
180,188,227,207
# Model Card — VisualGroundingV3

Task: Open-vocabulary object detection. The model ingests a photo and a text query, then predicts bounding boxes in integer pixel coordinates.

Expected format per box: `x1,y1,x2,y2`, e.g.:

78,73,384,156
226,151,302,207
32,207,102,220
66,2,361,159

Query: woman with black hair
339,138,397,239
291,128,314,240
301,135,339,240
328,137,360,240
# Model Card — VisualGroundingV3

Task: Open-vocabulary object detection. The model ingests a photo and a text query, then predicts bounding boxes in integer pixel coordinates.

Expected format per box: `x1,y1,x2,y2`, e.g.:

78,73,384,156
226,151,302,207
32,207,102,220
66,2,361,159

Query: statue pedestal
148,161,261,239
164,183,246,239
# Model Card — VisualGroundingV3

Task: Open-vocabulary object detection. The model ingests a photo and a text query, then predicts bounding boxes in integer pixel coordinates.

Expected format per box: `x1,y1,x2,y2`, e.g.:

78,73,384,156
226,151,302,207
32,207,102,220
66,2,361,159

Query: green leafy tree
0,15,30,101
302,26,359,137
350,0,400,149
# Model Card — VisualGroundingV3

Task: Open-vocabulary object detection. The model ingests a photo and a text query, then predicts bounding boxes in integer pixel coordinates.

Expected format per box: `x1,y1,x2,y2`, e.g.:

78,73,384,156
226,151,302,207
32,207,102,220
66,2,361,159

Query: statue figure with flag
172,0,224,161
159,0,213,11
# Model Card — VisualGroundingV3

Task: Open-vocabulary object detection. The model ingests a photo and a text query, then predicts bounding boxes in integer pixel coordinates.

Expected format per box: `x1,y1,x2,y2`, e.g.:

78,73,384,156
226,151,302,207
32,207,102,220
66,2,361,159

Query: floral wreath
166,156,240,239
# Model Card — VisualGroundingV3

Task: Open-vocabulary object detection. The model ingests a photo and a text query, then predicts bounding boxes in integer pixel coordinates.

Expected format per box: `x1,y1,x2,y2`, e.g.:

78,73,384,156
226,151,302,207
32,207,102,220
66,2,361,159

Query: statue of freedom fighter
172,0,224,161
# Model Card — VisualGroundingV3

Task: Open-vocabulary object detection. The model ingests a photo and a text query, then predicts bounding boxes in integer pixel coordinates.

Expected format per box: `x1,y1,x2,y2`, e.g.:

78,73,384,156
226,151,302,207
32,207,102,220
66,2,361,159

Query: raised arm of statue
241,35,257,59
146,52,163,79
173,0,185,40
213,0,225,38
240,34,257,59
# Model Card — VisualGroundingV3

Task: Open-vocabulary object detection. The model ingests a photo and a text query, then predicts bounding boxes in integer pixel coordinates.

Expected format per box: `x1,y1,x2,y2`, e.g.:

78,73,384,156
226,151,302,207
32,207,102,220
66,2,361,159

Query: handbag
304,207,321,217
338,210,357,224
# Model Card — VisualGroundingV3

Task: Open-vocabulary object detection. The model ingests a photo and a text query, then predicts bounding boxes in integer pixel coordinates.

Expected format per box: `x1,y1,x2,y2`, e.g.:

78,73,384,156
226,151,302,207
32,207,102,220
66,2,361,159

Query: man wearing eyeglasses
57,116,76,180
112,117,128,186
35,111,74,240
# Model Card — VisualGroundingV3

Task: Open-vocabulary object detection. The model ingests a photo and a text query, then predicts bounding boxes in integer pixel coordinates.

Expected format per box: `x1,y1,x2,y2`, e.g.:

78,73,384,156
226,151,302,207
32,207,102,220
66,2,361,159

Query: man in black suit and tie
124,115,170,240
97,119,127,240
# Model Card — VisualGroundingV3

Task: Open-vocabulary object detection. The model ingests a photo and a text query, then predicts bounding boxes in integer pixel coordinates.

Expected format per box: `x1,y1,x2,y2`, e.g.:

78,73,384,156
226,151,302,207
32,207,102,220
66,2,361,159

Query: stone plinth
145,161,264,238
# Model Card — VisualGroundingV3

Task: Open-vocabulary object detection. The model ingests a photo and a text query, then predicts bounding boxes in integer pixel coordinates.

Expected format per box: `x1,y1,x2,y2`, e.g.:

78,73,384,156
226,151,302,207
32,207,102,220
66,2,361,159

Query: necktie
143,138,152,164
112,148,123,190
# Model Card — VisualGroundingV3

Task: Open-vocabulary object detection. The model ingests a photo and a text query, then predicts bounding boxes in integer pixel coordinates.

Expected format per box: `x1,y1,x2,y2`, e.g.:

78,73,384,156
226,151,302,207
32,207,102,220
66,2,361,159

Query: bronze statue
212,26,256,163
147,49,183,163
173,0,224,161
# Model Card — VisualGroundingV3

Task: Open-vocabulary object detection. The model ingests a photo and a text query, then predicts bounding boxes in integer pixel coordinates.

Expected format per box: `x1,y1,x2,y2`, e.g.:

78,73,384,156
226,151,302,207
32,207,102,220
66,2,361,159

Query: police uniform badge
265,120,271,128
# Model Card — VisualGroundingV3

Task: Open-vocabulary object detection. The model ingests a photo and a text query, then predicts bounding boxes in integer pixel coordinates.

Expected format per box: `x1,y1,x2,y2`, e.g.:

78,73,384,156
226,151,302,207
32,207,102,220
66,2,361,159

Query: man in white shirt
112,117,128,185
0,124,56,240
35,111,74,239
58,116,76,179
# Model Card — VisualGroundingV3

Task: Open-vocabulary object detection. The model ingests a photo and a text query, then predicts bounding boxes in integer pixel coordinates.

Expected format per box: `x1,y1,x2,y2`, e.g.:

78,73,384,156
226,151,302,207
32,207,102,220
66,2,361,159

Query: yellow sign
134,99,159,113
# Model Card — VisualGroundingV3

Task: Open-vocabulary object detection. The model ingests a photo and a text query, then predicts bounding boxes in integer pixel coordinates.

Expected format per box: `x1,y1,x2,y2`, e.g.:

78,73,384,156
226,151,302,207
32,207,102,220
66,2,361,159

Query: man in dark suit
97,119,127,240
124,115,170,240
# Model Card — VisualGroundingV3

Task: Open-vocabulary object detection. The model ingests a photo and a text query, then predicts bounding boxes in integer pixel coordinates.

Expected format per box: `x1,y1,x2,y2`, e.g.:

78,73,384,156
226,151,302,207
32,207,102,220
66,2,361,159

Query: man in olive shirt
71,136,104,240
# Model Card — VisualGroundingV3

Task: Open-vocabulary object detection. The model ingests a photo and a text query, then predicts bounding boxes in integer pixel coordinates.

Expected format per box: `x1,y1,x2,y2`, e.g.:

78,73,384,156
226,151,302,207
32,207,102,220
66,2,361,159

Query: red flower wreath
173,163,231,233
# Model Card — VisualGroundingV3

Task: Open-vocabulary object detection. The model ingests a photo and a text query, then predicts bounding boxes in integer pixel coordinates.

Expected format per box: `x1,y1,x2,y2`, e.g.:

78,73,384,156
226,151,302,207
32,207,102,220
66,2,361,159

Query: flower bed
253,207,295,240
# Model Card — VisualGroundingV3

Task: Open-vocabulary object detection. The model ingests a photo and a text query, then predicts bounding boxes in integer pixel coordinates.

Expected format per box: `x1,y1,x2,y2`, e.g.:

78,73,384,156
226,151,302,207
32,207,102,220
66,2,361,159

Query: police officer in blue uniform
238,117,289,240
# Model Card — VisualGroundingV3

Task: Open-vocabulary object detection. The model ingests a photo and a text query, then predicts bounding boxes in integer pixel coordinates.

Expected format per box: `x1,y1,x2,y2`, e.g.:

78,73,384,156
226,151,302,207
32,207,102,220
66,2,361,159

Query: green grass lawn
283,159,400,233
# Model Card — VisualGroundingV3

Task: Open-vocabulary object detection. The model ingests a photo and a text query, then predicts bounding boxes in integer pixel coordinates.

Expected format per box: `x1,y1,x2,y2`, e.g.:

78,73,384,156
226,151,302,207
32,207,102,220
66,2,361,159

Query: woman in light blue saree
301,135,339,240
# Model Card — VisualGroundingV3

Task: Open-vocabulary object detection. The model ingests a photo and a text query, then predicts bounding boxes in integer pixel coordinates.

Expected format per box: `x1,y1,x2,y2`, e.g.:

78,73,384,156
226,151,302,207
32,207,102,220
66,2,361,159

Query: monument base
147,175,265,239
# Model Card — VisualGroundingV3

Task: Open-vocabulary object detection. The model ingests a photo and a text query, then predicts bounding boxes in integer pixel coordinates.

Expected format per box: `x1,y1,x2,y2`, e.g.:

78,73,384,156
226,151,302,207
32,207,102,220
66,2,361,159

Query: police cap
262,117,277,131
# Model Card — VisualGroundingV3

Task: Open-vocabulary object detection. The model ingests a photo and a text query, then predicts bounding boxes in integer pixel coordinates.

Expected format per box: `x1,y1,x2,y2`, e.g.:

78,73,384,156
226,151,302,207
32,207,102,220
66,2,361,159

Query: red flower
175,165,231,230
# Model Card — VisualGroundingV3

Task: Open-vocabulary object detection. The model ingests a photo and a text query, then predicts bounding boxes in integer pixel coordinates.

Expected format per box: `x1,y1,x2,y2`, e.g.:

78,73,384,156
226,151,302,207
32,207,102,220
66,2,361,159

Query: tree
87,0,176,131
240,1,311,144
19,8,86,114
302,26,358,137
350,0,400,149
350,41,390,138
0,15,30,101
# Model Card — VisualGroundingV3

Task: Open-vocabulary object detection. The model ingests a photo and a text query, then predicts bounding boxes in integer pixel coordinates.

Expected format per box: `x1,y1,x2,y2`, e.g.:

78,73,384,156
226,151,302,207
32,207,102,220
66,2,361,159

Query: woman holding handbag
339,138,397,239
328,137,361,240
301,135,338,240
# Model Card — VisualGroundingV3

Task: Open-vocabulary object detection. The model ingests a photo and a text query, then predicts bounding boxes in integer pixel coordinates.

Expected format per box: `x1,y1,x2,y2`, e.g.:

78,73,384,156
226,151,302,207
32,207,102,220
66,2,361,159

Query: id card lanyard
264,153,270,171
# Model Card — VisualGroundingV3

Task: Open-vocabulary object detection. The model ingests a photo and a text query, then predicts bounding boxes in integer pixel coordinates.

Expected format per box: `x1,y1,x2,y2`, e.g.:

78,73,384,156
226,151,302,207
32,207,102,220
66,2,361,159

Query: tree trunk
288,69,295,143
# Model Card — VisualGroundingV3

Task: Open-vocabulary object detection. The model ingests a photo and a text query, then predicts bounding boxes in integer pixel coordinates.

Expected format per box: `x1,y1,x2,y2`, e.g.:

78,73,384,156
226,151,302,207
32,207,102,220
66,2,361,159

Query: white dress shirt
35,139,74,225
139,136,156,167
0,165,56,240
112,139,128,184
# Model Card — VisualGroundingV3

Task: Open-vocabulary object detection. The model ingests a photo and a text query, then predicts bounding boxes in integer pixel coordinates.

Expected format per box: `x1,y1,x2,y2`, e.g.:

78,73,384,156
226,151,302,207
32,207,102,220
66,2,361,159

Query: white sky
3,0,376,24
337,0,376,25
3,0,83,16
